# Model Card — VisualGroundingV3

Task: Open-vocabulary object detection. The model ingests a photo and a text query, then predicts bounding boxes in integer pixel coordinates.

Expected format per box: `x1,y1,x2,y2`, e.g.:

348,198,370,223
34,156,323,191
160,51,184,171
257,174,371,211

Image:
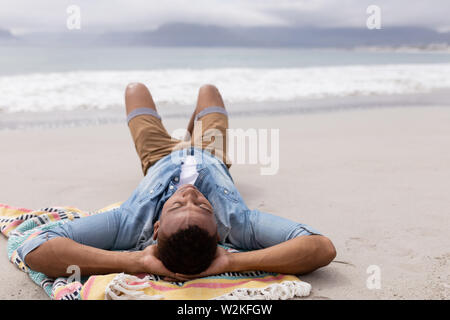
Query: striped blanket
0,203,311,300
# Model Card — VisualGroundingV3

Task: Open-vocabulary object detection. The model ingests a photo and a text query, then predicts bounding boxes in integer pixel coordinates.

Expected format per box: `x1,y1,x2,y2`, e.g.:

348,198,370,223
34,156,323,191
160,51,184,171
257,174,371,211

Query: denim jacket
17,147,321,263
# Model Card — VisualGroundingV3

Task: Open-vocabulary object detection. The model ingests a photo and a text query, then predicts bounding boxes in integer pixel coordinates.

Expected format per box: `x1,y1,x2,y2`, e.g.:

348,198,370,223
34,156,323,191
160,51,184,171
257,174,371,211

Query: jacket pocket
138,182,163,204
215,184,239,203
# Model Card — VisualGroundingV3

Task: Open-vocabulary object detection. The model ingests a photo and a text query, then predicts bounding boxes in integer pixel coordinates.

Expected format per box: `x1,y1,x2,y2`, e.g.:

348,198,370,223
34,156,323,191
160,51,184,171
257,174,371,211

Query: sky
1,0,449,34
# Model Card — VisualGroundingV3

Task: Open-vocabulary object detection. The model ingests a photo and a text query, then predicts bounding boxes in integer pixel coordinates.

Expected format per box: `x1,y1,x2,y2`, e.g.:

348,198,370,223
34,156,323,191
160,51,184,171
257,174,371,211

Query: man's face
155,184,217,240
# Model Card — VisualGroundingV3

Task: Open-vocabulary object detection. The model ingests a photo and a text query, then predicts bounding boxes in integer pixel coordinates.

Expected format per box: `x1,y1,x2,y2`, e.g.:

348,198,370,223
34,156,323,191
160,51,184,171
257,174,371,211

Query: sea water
0,46,450,128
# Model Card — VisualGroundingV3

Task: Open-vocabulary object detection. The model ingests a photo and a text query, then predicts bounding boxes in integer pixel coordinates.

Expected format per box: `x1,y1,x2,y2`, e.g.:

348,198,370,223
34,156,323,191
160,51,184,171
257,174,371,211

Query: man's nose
180,186,198,199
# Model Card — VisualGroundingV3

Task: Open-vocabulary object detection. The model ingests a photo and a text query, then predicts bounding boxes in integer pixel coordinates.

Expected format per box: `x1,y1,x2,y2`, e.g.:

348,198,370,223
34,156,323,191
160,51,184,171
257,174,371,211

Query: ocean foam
1,64,450,114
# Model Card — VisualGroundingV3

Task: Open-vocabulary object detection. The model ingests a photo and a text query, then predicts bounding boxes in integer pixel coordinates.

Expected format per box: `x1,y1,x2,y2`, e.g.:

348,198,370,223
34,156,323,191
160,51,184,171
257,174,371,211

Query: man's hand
175,246,232,280
140,245,193,282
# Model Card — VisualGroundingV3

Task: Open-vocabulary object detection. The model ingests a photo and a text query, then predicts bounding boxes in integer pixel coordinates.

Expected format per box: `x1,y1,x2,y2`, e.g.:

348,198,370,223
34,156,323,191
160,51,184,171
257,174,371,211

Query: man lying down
22,83,336,282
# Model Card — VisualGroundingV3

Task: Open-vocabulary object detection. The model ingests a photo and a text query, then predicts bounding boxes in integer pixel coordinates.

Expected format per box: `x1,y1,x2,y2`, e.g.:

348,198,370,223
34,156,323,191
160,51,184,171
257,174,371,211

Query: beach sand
0,105,449,299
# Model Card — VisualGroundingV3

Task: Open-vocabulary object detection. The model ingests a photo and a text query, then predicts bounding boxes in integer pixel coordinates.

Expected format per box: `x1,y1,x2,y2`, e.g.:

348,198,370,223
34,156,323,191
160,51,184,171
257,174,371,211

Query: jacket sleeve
227,209,323,250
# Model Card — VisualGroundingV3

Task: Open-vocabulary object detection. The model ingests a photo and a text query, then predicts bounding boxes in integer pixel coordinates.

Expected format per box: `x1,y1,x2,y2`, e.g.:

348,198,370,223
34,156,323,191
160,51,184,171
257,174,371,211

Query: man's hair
157,225,217,275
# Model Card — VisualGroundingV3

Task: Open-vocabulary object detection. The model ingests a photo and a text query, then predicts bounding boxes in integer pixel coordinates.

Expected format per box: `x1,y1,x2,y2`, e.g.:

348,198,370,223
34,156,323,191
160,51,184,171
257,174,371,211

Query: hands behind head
140,245,191,282
140,245,231,282
173,246,232,281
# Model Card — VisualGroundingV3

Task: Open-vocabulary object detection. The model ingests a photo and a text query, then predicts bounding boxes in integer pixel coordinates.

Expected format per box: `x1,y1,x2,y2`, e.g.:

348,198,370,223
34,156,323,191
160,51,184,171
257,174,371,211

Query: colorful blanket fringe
0,203,311,300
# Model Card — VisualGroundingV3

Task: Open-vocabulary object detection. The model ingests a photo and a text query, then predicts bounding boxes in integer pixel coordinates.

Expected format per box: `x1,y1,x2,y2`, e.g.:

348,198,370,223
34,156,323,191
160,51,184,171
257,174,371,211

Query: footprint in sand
345,237,377,252
311,296,332,300
346,236,415,258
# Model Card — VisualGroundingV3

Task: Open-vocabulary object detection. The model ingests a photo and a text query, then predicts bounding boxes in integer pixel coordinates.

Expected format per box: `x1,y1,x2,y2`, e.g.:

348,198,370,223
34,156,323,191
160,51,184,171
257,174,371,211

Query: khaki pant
128,111,230,175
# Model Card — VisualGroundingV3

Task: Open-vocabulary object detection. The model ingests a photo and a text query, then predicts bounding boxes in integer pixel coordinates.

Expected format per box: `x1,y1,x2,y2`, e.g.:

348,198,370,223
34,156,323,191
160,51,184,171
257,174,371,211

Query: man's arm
176,235,335,279
237,210,336,273
19,208,147,277
184,209,337,278
25,237,142,277
26,238,191,281
22,208,137,277
228,235,336,274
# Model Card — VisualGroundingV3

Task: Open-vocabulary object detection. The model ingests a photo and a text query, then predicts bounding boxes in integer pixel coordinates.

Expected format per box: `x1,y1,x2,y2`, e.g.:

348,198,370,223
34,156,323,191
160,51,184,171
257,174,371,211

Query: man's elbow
304,236,336,273
24,243,59,277
24,249,43,274
318,236,336,267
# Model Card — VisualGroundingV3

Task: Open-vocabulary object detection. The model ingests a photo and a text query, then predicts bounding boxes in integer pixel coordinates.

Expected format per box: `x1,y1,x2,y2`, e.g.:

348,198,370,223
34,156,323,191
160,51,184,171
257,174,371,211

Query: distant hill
0,28,12,37
0,28,15,43
8,23,450,48
96,24,450,48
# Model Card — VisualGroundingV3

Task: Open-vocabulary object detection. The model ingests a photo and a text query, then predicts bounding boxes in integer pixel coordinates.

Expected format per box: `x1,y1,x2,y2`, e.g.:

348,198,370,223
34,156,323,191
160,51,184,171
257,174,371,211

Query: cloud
254,0,450,30
0,0,449,34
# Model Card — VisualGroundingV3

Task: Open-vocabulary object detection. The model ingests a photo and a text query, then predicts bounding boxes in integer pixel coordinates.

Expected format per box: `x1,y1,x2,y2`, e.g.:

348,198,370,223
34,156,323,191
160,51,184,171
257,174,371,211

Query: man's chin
177,184,198,192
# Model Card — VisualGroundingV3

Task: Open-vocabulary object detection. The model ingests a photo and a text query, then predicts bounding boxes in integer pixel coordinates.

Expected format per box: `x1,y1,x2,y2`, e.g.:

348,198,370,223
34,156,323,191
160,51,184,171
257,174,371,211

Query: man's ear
153,220,160,240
